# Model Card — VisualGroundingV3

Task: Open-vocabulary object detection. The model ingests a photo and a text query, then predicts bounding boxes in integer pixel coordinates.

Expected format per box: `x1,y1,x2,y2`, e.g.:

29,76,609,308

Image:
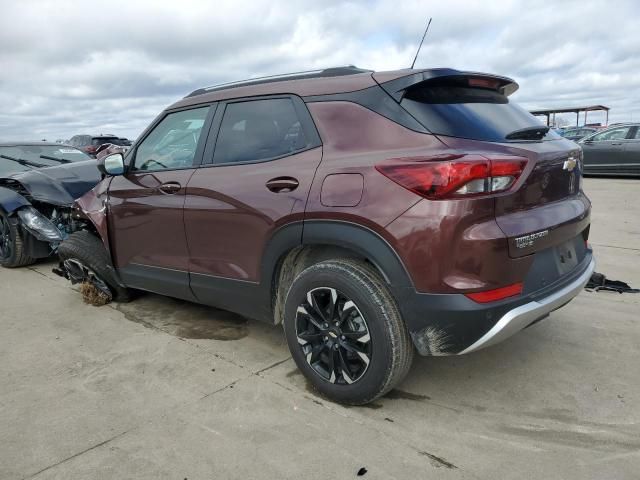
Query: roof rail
186,66,372,98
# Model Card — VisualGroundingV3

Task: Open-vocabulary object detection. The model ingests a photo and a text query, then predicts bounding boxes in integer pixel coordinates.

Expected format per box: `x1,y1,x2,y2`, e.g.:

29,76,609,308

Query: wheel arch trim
301,220,413,288
261,219,413,292
0,186,32,215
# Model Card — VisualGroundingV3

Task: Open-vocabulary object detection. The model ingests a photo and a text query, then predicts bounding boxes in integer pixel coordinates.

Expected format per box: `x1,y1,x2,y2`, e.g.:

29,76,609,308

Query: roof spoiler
373,68,519,102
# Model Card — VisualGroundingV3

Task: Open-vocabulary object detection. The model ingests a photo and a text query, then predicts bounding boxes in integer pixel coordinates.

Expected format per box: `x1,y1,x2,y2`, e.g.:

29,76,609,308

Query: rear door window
400,81,560,142
212,98,310,164
590,127,631,142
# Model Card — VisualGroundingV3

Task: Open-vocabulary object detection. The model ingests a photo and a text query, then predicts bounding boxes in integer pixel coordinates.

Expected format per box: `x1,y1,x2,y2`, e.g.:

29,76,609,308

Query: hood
0,159,101,206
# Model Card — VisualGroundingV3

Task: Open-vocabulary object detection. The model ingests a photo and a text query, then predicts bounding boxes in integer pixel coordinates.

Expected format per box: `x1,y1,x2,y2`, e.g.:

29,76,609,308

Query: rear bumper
458,256,594,354
395,249,594,356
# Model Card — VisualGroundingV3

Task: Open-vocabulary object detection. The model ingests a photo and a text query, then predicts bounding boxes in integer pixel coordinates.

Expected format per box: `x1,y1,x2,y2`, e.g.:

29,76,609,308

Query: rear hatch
376,70,590,259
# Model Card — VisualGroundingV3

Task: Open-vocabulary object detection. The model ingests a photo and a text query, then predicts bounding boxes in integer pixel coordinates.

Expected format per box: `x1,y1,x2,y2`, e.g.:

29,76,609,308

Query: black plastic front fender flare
0,186,31,215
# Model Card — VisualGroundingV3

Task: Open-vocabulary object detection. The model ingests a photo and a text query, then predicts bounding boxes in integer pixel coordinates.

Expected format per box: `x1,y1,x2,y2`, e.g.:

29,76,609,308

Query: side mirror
97,153,125,176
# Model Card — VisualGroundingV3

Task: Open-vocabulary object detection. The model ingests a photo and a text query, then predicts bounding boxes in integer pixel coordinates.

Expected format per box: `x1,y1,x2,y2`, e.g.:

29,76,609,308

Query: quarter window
213,98,309,164
134,107,209,171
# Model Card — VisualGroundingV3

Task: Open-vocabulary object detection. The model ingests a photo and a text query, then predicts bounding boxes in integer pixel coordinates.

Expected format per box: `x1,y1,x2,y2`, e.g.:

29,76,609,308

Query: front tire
283,259,414,405
0,209,36,268
57,231,131,302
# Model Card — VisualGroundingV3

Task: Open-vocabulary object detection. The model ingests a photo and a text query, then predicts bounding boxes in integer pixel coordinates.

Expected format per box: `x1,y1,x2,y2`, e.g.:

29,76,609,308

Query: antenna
410,17,432,69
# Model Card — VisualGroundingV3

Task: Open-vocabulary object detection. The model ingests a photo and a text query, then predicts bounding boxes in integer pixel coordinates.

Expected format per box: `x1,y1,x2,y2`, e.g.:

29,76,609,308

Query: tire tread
57,231,131,302
0,211,36,268
284,258,414,405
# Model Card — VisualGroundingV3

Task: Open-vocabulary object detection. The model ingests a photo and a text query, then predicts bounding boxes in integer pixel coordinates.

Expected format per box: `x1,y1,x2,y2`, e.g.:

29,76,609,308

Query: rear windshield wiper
39,154,72,164
505,126,550,141
0,154,47,169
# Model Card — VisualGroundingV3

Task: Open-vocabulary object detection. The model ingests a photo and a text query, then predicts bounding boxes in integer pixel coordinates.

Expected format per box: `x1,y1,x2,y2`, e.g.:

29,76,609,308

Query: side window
134,107,209,171
213,98,309,164
591,127,630,142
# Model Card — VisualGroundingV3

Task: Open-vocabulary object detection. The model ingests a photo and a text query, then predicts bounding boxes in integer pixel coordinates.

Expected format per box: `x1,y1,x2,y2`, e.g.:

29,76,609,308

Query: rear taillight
465,282,523,303
84,146,97,154
375,154,528,200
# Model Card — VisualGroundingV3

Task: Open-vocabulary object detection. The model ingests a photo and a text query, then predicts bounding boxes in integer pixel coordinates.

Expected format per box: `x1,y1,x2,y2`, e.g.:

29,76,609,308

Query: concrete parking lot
1,178,638,479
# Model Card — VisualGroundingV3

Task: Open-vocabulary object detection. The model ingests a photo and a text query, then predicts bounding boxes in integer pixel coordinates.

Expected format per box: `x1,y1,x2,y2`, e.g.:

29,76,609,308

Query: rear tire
57,231,131,302
0,209,36,268
283,259,414,405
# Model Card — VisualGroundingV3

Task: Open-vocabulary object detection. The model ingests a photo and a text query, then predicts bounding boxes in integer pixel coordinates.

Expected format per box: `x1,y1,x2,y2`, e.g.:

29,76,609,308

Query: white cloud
0,0,637,140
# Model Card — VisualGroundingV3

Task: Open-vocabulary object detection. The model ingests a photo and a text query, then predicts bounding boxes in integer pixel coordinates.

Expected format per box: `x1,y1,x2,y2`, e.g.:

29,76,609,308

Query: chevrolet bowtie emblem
563,158,577,172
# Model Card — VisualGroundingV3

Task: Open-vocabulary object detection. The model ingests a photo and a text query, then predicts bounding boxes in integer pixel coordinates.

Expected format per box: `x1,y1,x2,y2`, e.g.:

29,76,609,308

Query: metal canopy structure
530,105,610,127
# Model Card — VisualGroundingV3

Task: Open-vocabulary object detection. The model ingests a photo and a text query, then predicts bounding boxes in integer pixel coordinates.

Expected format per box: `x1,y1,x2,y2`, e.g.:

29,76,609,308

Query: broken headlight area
17,206,64,242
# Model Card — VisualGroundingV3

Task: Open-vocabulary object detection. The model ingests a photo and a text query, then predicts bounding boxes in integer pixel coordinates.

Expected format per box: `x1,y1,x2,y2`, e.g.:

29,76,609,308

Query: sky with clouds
0,0,638,141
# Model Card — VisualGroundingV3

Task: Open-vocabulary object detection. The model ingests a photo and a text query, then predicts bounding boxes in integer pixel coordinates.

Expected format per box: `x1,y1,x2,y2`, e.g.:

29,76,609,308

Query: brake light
468,77,501,90
375,154,527,199
465,282,523,303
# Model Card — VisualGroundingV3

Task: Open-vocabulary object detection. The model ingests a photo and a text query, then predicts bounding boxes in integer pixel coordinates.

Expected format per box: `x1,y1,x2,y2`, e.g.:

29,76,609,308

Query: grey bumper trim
459,258,596,354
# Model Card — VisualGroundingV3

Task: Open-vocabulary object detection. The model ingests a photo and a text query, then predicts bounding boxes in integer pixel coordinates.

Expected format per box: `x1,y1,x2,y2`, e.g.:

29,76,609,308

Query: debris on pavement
79,281,111,306
585,272,639,293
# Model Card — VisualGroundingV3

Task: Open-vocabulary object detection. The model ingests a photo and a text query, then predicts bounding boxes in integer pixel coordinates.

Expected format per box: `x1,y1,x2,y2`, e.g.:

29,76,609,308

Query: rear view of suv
56,66,594,405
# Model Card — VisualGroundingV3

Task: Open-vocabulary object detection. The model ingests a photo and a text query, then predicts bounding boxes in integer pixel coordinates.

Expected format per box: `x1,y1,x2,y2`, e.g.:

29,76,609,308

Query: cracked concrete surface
1,178,639,479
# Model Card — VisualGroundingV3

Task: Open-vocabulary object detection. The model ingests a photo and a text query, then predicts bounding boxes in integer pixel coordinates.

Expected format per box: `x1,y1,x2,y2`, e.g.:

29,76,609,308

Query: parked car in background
0,142,101,267
579,123,640,176
560,127,597,142
56,66,593,405
68,134,124,157
95,142,130,158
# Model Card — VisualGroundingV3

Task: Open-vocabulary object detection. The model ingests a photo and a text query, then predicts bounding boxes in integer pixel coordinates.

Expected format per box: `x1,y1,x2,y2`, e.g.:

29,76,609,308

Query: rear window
91,137,120,146
400,83,559,142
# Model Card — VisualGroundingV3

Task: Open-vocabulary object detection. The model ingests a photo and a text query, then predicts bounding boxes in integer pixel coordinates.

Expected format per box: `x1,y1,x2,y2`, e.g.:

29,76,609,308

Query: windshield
401,83,561,142
0,145,90,176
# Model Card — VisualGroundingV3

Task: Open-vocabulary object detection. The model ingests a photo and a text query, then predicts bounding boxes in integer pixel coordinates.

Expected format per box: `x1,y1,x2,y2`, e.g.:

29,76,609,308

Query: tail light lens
376,154,528,199
465,282,523,303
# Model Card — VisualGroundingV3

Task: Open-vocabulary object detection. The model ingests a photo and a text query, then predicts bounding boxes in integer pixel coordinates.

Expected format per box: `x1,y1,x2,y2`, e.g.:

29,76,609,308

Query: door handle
158,182,181,194
611,142,623,146
266,177,299,193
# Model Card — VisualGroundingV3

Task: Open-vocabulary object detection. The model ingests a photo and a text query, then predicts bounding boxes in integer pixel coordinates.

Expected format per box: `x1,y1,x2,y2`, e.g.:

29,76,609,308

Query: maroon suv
56,66,594,405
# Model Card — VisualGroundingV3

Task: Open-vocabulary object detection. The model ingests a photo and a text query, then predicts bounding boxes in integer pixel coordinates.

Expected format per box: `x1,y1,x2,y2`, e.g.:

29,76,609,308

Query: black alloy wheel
283,259,414,404
295,287,372,385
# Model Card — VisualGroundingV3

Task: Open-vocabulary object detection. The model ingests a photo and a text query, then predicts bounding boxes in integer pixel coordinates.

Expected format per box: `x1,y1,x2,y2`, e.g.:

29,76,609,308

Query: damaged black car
0,142,101,267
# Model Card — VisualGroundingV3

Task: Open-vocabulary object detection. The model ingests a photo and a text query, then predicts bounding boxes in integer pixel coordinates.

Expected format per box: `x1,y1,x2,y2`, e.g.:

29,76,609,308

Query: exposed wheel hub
295,287,371,385
62,258,113,300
